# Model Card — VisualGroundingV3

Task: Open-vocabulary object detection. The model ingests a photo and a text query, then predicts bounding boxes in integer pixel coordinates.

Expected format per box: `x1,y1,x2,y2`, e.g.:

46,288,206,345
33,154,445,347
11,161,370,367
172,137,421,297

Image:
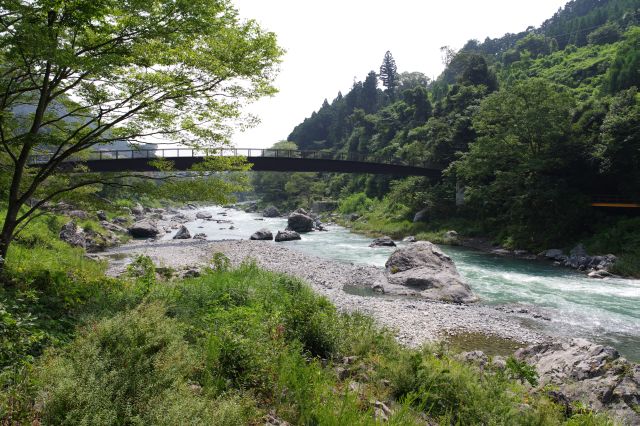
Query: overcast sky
231,0,569,149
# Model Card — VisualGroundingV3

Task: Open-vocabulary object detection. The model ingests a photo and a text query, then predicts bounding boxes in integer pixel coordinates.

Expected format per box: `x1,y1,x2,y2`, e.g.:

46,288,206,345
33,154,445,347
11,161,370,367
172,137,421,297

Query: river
161,207,640,361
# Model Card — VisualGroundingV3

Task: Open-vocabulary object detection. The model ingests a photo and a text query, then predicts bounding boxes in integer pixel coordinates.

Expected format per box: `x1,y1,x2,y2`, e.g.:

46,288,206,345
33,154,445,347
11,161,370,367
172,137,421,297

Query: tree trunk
0,207,19,271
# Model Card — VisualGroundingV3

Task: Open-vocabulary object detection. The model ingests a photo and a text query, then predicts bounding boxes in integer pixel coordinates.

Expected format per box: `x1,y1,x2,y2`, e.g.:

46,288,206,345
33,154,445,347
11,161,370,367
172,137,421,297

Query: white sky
231,0,569,149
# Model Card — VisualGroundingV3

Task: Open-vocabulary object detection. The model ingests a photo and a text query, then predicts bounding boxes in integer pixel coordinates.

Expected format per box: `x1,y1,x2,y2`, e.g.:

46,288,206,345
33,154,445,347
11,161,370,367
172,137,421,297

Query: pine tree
379,51,398,92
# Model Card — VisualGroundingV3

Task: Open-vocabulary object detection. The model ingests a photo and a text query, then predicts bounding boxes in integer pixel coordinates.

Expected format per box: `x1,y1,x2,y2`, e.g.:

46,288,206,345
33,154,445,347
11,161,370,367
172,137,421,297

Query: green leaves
0,0,283,258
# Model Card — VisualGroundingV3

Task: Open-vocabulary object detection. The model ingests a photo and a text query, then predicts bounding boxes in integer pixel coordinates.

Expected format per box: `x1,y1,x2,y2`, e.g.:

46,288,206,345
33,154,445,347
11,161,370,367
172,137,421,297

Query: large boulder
250,228,273,241
128,221,160,238
275,230,301,242
59,221,86,248
173,225,191,240
262,206,280,218
60,221,114,252
385,241,478,303
370,236,396,247
195,211,213,220
287,213,314,233
515,339,640,424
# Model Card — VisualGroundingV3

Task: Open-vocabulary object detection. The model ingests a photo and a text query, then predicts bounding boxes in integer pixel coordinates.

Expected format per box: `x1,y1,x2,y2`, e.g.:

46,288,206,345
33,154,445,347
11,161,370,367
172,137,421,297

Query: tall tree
0,0,282,264
379,51,398,92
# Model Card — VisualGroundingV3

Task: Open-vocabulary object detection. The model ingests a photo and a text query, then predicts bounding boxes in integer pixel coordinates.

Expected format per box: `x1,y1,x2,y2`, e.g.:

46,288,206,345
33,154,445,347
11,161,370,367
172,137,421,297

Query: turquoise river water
165,207,640,361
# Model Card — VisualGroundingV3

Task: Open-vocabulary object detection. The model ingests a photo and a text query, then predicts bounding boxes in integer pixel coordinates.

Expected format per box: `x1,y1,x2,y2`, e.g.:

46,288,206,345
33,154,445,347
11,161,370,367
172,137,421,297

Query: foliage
337,192,376,215
36,303,257,425
379,51,399,92
0,0,283,260
387,347,561,424
506,356,539,386
452,78,594,248
606,27,640,92
588,21,622,45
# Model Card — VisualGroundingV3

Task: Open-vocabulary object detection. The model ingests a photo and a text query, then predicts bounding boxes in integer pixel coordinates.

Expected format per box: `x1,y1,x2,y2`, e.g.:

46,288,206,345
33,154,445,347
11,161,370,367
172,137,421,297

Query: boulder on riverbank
60,221,86,248
275,230,301,242
370,236,396,247
250,228,273,241
173,225,191,240
287,212,314,233
60,221,116,252
128,221,160,238
385,241,478,303
195,211,213,220
515,338,640,425
262,206,280,218
542,246,617,275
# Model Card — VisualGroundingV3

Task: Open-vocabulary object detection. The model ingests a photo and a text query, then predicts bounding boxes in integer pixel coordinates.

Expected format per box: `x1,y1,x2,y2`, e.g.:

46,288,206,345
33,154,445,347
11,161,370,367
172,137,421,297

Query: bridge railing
29,147,443,169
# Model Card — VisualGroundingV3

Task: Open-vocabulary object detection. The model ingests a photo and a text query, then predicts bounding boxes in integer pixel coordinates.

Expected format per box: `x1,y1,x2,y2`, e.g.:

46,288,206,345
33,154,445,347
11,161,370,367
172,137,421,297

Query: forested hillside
254,0,640,272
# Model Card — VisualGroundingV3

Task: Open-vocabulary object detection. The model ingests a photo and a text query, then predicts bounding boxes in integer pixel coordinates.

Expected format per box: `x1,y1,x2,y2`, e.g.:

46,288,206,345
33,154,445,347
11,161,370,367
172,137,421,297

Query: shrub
35,303,255,424
338,192,376,215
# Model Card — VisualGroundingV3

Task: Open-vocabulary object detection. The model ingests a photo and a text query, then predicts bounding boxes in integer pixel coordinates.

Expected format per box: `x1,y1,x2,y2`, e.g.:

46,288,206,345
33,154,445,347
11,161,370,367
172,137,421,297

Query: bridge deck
31,148,444,178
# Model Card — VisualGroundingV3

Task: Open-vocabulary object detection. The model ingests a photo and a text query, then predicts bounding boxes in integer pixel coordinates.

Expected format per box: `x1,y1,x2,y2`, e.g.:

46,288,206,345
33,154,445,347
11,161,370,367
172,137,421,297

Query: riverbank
100,204,640,361
103,238,546,348
98,222,640,424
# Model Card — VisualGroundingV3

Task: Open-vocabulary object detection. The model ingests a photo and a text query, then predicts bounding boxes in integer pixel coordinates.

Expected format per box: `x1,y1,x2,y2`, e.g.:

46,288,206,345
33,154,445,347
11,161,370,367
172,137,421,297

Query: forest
253,0,640,275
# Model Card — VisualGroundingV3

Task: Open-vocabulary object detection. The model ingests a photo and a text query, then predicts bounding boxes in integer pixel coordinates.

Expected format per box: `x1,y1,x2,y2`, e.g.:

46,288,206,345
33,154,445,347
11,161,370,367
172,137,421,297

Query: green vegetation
0,0,282,262
254,0,640,276
0,210,615,424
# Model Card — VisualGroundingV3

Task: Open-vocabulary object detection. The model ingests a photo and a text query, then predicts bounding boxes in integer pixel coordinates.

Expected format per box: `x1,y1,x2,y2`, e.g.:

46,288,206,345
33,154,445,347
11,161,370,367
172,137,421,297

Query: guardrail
29,148,444,169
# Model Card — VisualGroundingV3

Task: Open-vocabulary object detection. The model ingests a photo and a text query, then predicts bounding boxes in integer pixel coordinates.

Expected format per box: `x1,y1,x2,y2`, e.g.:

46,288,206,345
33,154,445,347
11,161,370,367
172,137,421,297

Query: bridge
30,148,444,178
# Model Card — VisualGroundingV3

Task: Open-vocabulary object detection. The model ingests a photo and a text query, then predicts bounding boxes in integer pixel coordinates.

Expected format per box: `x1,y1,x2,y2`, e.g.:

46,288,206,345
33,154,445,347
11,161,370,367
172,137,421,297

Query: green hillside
255,0,640,274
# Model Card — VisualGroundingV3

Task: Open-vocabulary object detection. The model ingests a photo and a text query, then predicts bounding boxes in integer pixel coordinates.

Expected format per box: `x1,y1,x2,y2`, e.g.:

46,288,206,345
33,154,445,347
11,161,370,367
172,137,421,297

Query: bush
35,303,255,424
387,346,562,424
338,192,376,215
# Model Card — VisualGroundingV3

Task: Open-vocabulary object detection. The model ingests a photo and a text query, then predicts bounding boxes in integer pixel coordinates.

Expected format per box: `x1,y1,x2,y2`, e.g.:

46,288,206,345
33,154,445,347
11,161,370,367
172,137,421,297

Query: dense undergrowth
0,210,617,424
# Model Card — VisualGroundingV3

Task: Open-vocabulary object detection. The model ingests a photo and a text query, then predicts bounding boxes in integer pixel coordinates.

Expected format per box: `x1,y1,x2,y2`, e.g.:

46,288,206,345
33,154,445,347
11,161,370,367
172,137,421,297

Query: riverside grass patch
1,258,610,425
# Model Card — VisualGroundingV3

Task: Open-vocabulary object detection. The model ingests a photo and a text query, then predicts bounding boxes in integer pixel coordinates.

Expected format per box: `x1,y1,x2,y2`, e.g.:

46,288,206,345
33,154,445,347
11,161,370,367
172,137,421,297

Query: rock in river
250,228,273,241
262,205,280,218
275,230,301,242
129,221,160,238
287,212,314,233
173,225,191,240
385,241,478,303
370,236,396,247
